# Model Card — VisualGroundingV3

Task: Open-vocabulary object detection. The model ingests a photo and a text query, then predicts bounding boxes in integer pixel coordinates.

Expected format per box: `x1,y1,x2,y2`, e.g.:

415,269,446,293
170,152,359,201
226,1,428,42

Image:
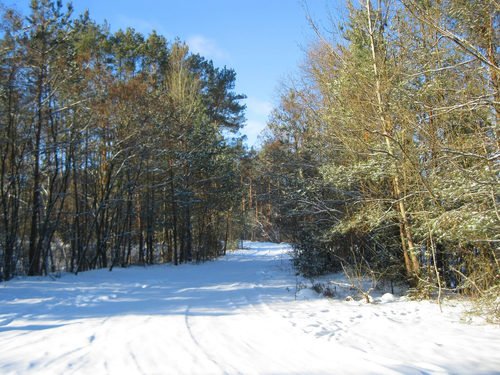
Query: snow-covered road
0,242,499,374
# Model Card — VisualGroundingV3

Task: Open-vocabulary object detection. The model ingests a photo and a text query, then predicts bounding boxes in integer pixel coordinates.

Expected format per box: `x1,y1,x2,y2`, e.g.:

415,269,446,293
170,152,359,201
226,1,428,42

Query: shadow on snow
0,242,293,330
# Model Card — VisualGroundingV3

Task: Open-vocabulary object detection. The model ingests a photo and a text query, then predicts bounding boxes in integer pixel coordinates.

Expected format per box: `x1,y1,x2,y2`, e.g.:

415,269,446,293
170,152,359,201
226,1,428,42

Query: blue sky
6,0,345,147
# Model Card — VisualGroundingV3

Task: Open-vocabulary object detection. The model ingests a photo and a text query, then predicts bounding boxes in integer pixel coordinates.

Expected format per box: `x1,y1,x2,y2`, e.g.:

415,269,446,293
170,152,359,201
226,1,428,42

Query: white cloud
186,35,229,61
242,97,275,148
244,119,267,148
246,97,273,118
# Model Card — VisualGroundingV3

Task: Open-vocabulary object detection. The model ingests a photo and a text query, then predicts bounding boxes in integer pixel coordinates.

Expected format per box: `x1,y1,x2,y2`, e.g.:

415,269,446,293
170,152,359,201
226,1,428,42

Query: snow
379,292,396,303
0,241,499,374
295,287,321,300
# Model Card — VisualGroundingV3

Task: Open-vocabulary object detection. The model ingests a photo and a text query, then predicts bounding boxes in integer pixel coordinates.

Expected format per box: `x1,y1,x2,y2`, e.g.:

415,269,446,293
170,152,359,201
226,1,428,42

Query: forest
0,0,248,278
253,0,499,306
0,0,498,311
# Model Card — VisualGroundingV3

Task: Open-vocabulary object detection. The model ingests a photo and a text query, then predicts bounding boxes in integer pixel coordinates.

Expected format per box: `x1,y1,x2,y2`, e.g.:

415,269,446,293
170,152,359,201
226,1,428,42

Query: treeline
254,0,499,296
0,0,247,280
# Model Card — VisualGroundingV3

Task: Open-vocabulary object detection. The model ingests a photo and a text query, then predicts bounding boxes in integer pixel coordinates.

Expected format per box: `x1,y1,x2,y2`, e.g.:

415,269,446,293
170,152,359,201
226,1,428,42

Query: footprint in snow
316,329,331,337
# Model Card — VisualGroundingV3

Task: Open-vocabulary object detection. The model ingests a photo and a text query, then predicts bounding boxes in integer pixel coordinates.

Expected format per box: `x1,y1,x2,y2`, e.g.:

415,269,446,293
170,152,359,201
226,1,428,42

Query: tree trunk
28,64,45,276
366,0,419,278
170,160,178,265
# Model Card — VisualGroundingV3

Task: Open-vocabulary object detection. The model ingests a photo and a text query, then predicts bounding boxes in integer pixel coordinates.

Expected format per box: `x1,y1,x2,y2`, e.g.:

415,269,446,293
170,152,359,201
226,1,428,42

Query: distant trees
256,0,499,295
0,0,246,280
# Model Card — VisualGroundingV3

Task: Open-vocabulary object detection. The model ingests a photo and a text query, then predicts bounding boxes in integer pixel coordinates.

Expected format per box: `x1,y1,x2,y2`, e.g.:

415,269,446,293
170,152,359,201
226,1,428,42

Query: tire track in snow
184,306,225,374
128,342,146,375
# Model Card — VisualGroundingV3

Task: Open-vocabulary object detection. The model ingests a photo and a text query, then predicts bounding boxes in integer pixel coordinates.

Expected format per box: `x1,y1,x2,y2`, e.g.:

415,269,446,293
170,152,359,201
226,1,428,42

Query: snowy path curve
0,242,499,374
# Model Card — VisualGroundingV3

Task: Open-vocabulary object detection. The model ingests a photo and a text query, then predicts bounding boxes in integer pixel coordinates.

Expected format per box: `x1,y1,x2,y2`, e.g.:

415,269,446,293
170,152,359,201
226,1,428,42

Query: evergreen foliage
255,0,499,296
0,0,246,279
